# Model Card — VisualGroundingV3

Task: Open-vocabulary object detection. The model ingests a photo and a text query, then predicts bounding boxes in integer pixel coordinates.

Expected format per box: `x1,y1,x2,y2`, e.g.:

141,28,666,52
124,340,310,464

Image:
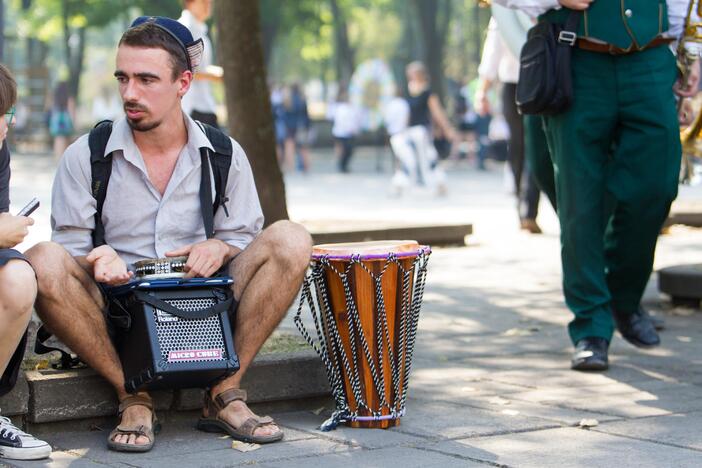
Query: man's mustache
124,103,147,113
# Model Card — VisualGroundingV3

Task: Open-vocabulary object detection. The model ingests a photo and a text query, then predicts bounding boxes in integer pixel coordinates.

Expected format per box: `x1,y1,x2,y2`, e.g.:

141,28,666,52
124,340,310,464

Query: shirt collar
102,114,215,160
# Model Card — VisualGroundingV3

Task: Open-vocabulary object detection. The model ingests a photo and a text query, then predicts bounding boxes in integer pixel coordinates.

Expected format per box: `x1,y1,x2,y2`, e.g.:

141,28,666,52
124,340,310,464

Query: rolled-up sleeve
51,135,97,256
213,138,264,250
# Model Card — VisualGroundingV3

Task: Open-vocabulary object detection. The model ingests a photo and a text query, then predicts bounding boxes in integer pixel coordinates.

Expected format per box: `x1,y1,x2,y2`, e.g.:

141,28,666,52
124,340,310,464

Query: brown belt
576,37,673,55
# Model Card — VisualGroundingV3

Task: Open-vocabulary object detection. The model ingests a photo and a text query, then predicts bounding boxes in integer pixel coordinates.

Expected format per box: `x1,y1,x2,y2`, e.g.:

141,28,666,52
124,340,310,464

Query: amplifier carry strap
133,290,233,320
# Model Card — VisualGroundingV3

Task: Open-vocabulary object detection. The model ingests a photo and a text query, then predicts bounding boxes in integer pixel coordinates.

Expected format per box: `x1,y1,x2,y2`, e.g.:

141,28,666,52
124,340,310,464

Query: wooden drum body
295,241,431,430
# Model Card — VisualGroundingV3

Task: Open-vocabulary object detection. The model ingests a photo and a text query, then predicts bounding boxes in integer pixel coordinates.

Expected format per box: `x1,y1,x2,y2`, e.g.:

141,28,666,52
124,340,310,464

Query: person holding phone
0,64,51,461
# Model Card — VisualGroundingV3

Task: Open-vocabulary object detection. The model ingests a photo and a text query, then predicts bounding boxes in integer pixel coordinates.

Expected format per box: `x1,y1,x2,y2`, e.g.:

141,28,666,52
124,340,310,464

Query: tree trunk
61,0,70,71
0,0,5,62
412,0,450,103
68,27,85,103
215,0,289,225
329,0,354,87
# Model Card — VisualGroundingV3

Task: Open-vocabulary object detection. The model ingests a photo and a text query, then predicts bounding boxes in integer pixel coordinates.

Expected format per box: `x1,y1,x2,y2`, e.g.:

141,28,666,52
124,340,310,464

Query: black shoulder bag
515,10,582,115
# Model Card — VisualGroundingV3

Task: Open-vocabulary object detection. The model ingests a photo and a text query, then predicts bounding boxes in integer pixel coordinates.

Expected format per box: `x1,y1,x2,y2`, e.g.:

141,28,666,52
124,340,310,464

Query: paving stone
430,427,702,468
274,410,427,449
256,446,485,468
131,438,359,467
36,412,317,466
8,450,116,467
595,411,702,450
392,398,559,440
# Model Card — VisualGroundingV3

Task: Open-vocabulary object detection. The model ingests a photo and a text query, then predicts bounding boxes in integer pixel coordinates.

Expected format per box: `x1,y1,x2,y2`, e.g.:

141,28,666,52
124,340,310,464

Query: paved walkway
5,147,702,467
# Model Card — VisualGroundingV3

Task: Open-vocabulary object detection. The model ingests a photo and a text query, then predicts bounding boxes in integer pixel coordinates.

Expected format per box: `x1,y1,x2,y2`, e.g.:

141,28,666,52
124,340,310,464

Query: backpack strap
196,121,233,220
89,120,114,247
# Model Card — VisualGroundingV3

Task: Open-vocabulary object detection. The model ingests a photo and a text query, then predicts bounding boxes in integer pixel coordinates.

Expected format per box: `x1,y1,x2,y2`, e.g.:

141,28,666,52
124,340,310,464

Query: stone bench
0,349,329,426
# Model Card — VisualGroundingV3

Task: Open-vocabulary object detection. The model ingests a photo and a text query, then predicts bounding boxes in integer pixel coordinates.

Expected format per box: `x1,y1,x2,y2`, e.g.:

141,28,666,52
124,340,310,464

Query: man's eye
116,77,127,84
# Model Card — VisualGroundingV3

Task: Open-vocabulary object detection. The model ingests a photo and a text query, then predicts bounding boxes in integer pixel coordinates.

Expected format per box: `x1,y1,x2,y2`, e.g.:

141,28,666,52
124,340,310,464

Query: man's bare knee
0,260,37,320
26,242,75,289
265,220,312,274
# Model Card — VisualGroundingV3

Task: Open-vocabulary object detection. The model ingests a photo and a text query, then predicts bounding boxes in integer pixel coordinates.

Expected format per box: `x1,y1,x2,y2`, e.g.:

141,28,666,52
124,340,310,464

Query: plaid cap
129,16,204,71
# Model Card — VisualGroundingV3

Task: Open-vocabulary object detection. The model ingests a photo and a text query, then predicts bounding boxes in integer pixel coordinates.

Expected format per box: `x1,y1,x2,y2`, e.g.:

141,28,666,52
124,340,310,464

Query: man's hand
165,239,230,278
86,245,133,286
0,213,33,249
674,58,701,98
474,91,491,117
559,0,594,9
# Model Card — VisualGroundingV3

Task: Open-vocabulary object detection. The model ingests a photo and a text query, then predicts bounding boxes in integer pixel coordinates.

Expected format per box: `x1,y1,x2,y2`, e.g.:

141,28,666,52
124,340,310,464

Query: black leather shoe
571,337,609,371
613,307,661,348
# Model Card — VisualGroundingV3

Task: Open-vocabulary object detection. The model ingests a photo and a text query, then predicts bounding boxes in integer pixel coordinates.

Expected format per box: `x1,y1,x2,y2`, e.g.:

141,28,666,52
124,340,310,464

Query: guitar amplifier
109,277,239,393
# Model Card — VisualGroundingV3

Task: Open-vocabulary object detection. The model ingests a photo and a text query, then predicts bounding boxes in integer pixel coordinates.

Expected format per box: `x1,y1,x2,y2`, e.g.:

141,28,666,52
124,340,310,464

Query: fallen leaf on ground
503,328,533,337
578,418,599,428
231,441,261,452
311,406,326,415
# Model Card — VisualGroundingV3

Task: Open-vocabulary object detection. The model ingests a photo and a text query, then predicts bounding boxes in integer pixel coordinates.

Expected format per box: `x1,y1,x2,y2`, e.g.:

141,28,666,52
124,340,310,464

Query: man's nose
122,80,139,101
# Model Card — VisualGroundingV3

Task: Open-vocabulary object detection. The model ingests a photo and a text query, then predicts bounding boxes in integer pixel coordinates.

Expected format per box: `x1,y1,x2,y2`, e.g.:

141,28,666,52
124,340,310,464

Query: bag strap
556,10,582,46
89,120,114,248
196,121,233,219
200,148,215,238
133,289,233,320
34,325,82,369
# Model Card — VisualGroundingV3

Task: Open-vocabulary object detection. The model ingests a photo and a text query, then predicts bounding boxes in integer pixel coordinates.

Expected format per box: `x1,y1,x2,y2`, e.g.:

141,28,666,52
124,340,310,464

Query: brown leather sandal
197,388,284,444
107,394,160,453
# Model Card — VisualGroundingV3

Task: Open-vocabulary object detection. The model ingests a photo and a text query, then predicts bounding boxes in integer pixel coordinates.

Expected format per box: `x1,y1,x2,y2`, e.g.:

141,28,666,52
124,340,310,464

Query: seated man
0,63,51,461
26,17,311,452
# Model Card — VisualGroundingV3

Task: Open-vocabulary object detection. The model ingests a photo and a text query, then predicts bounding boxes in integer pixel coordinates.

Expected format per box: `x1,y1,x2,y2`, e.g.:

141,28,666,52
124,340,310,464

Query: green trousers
543,46,681,344
524,114,557,210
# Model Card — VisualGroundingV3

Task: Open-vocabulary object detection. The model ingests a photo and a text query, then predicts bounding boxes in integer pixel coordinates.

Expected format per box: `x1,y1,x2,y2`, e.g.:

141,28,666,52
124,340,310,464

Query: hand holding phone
17,198,40,217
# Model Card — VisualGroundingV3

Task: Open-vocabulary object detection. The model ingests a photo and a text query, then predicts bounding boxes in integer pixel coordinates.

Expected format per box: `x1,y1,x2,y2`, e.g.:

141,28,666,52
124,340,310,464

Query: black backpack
88,120,233,246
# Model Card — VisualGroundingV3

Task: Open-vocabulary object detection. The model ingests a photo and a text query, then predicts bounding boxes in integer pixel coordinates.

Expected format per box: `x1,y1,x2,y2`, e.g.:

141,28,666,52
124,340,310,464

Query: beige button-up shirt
51,115,264,266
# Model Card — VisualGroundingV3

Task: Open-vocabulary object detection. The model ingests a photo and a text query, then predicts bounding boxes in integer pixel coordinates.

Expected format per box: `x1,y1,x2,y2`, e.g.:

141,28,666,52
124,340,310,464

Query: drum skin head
313,240,419,256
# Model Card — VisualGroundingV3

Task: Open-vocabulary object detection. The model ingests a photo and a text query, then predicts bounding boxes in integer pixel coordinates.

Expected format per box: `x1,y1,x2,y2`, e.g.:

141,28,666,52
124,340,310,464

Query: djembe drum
295,240,430,430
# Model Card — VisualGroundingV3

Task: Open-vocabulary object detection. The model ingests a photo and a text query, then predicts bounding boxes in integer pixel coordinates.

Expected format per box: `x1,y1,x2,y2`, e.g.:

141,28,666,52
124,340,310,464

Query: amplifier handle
133,290,233,320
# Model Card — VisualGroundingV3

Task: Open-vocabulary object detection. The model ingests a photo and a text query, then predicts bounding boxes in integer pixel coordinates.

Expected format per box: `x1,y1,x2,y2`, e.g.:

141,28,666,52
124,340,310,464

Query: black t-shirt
0,142,9,213
408,89,432,128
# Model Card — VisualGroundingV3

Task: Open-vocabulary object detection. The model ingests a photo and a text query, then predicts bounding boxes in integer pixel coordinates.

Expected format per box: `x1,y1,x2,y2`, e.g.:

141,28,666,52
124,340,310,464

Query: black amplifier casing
117,286,239,393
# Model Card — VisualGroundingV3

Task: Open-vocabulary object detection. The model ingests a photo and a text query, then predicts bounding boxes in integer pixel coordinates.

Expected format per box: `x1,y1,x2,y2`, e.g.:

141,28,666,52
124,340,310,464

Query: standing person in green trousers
496,0,700,370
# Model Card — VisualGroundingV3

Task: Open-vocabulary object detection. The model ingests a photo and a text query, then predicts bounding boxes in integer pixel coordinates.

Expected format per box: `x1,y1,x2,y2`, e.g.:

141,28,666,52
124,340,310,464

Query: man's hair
0,64,17,115
119,22,189,80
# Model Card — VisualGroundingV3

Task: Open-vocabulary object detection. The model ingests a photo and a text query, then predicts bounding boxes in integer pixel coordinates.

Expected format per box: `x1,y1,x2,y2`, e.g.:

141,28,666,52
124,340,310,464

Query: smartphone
17,198,40,217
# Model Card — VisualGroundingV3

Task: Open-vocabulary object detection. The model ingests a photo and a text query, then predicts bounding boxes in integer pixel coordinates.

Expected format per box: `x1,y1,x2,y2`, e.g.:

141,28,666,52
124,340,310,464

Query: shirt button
624,9,633,18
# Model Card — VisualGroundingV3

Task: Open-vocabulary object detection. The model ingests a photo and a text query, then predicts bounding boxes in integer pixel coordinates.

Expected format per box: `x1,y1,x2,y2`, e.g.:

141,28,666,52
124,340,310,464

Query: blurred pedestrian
476,17,544,233
281,84,311,172
48,79,74,159
179,0,222,127
390,61,455,196
331,89,360,173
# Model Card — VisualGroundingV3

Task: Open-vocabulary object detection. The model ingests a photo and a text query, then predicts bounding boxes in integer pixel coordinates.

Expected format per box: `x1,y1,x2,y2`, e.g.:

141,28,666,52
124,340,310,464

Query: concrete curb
310,223,472,246
0,350,329,424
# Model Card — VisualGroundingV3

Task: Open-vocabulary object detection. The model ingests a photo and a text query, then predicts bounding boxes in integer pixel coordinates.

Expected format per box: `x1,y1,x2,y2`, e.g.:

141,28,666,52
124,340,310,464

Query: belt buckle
558,31,577,46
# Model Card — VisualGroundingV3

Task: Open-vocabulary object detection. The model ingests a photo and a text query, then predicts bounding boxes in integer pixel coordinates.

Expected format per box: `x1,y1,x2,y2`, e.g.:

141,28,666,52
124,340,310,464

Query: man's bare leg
25,242,152,446
0,260,37,375
209,221,312,437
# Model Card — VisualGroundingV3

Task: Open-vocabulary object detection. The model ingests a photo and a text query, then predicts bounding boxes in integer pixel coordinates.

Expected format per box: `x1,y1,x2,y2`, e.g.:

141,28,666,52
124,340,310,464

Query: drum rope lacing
294,249,430,431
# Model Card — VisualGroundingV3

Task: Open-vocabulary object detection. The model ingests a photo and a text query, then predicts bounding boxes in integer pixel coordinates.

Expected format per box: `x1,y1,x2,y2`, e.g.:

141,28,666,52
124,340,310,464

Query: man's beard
124,103,160,132
126,117,160,132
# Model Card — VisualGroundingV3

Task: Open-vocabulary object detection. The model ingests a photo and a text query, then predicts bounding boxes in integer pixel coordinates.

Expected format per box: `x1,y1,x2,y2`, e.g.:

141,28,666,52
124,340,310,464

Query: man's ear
178,70,193,98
